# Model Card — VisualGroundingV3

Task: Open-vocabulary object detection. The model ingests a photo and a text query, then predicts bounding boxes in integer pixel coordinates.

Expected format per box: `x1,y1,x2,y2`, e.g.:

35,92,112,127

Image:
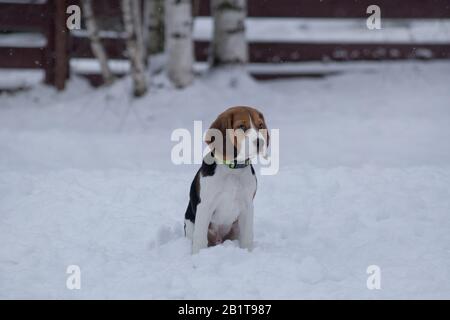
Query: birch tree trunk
122,0,148,97
144,0,164,55
165,0,194,88
81,0,114,85
211,0,248,66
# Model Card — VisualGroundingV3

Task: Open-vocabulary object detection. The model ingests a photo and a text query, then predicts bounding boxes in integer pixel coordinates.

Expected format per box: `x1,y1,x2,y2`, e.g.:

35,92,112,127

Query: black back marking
185,171,200,223
184,154,217,224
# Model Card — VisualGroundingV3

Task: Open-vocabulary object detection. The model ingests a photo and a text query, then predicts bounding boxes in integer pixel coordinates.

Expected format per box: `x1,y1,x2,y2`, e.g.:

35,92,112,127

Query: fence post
44,0,69,90
44,0,55,86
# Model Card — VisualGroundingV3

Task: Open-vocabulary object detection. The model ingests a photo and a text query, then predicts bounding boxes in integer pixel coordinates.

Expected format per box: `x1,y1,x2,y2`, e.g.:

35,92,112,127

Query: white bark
165,0,194,88
144,0,164,54
122,0,148,97
211,0,248,66
81,0,114,85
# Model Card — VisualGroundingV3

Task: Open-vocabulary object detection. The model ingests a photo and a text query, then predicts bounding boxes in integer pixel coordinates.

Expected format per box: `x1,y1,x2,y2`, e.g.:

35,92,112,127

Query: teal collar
211,152,251,169
222,158,251,169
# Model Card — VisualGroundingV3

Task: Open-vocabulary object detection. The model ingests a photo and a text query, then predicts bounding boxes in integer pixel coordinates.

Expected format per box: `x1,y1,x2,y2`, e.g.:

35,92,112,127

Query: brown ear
258,111,270,148
205,116,225,145
259,112,270,148
205,111,234,158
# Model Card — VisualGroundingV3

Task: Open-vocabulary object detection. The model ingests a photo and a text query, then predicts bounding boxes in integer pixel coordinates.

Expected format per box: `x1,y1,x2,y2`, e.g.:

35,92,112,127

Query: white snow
0,61,450,299
0,69,43,90
0,33,46,48
194,17,450,44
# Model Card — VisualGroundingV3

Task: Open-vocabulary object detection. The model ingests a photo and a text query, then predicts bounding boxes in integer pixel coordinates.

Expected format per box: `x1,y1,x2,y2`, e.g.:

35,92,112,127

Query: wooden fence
0,0,69,89
0,0,450,89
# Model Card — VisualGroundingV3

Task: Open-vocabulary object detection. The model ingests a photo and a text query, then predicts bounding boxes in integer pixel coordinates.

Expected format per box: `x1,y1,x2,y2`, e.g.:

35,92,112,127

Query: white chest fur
190,164,257,254
202,165,256,225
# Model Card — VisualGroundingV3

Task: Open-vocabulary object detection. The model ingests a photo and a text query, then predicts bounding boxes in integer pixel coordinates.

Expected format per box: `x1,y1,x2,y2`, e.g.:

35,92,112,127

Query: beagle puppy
184,106,269,254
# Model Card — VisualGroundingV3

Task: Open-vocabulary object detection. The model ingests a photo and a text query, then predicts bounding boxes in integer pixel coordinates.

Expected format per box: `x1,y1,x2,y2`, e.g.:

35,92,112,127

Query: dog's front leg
238,201,254,251
192,202,213,254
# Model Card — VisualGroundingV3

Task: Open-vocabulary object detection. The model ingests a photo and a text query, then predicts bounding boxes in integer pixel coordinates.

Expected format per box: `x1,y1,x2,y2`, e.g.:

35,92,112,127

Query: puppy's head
205,106,269,162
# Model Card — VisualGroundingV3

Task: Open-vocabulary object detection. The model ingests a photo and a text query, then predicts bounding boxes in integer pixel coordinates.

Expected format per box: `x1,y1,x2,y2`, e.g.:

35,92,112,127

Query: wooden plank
195,41,450,62
70,36,128,59
249,43,450,61
252,72,343,80
44,0,56,86
70,0,122,18
69,0,133,28
54,0,69,90
0,47,45,69
0,3,49,31
197,0,450,18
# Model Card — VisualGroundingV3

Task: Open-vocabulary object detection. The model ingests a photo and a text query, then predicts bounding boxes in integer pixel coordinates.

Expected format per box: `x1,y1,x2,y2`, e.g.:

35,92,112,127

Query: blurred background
1,0,450,92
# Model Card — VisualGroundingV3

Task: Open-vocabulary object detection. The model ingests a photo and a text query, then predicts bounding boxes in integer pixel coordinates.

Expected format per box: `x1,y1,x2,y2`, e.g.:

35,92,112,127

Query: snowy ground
1,61,450,299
